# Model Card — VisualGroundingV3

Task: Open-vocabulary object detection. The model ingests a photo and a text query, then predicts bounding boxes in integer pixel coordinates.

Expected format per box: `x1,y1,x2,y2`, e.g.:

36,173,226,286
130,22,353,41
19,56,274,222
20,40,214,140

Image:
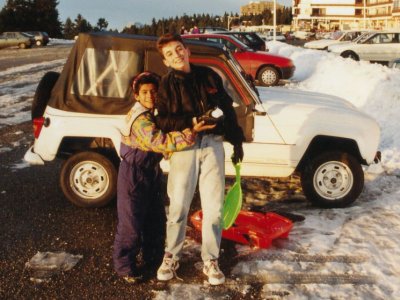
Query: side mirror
253,109,266,116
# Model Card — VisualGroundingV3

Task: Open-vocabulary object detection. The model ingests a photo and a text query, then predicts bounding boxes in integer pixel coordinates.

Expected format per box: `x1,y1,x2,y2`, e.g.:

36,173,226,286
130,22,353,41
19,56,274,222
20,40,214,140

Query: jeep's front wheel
301,151,364,208
60,152,118,208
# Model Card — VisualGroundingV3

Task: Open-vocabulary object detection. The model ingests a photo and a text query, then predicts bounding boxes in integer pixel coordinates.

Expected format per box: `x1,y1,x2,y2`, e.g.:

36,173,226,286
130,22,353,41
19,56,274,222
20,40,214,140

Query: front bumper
281,66,295,79
24,146,45,165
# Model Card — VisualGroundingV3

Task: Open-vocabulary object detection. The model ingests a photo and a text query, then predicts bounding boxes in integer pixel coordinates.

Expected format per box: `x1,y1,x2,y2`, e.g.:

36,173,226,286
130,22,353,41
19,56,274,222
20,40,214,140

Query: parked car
328,30,400,63
216,31,268,51
182,33,294,86
24,32,380,209
259,31,287,42
0,31,34,49
304,30,368,50
293,31,315,40
25,31,49,46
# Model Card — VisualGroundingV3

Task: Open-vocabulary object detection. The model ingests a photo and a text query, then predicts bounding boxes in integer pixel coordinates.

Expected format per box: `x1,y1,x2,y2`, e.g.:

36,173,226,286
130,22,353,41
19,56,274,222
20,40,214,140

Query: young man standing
155,34,245,285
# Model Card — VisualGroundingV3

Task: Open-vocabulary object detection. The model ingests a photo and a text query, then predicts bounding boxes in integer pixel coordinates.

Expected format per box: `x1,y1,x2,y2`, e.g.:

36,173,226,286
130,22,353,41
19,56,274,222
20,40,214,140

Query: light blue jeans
165,134,225,262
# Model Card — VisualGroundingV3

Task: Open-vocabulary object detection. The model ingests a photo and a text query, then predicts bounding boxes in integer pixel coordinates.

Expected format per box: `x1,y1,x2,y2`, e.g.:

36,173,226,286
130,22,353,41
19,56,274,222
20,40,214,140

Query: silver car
0,32,34,49
328,30,400,63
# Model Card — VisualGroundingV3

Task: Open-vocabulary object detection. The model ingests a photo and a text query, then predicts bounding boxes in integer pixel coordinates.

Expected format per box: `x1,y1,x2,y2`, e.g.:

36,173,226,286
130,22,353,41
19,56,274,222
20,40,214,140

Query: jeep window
72,48,141,98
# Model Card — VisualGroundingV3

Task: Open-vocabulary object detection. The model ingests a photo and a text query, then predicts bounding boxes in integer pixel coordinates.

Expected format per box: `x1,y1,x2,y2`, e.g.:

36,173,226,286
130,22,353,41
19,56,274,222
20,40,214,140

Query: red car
182,33,295,86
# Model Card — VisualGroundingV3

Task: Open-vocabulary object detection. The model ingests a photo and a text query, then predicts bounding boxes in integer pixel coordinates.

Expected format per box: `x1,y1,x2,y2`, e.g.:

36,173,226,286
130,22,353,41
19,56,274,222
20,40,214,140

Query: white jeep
24,32,380,208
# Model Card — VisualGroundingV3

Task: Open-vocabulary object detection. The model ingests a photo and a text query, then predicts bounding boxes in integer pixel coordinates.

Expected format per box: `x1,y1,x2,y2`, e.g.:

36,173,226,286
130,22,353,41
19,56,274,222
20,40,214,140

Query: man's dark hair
132,72,160,94
156,33,187,58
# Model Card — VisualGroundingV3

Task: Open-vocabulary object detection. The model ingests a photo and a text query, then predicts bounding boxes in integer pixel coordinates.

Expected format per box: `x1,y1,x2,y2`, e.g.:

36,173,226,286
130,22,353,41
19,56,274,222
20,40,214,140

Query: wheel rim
69,160,110,200
36,40,41,46
261,69,277,85
313,161,353,200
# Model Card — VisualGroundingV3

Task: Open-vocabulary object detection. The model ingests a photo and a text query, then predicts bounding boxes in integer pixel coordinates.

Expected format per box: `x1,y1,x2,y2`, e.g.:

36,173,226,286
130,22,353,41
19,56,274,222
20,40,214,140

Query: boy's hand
193,120,217,132
231,144,244,164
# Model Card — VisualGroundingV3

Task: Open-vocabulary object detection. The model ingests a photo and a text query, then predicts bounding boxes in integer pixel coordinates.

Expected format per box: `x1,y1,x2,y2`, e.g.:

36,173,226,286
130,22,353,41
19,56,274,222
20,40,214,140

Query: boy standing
155,34,245,285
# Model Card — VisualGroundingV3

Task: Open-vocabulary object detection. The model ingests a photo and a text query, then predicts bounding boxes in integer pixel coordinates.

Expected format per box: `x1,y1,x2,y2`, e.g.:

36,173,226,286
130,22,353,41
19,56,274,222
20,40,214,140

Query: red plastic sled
190,210,293,249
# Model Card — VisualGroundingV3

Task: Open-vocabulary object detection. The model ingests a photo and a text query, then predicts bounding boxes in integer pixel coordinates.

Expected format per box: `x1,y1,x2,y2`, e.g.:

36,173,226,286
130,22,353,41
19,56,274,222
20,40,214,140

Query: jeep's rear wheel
60,152,118,208
257,66,280,86
300,151,364,208
31,71,60,119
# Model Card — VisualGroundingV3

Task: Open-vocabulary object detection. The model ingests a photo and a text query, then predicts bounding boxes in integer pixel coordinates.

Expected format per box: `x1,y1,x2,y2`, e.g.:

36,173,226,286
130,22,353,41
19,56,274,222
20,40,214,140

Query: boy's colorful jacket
121,102,195,156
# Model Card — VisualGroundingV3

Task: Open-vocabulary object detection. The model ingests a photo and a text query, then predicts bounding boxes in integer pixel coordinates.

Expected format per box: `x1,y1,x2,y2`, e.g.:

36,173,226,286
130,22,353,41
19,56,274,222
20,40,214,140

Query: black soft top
48,31,229,115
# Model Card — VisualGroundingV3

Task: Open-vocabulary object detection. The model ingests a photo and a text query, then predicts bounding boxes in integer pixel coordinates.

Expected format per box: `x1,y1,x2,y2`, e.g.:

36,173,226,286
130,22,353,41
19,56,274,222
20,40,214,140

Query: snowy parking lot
1,40,400,299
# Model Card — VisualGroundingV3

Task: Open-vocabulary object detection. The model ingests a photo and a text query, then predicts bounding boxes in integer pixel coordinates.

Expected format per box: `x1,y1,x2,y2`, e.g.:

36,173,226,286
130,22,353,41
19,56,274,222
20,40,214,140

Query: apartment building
241,1,283,16
292,0,400,30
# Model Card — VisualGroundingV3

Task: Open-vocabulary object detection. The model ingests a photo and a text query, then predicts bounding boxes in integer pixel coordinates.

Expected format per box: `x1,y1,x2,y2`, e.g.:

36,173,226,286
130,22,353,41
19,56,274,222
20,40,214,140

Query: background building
241,1,284,16
292,0,400,30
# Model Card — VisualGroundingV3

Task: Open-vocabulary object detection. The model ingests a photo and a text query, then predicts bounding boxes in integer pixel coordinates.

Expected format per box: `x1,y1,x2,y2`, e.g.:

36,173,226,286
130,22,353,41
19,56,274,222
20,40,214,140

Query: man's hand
231,144,244,164
197,108,224,126
193,120,217,132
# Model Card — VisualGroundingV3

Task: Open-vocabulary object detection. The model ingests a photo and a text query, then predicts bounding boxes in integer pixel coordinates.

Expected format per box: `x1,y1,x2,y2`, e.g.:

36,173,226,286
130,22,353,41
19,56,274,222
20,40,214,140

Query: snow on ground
0,59,65,129
153,42,400,299
1,41,400,298
48,38,75,45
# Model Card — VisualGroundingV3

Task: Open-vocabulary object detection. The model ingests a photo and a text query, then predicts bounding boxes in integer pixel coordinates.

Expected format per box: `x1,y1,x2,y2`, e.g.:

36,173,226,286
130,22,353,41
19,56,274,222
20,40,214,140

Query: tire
257,66,280,86
341,51,359,61
36,40,42,46
31,71,60,119
300,151,364,208
18,43,27,49
60,151,118,208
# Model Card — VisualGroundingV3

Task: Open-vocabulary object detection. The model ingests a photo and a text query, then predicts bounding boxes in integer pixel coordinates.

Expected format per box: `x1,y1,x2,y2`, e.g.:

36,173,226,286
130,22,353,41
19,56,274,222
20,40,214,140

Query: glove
231,144,244,164
197,107,224,126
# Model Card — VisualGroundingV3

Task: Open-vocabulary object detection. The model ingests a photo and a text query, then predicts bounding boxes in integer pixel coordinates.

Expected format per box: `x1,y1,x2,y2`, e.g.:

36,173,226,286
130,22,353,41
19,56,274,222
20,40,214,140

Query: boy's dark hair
156,33,187,58
132,72,160,94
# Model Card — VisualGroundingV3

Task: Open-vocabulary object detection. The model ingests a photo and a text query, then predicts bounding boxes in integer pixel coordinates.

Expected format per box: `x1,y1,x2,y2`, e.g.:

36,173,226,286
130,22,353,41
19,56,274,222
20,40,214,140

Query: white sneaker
203,260,225,285
157,254,179,281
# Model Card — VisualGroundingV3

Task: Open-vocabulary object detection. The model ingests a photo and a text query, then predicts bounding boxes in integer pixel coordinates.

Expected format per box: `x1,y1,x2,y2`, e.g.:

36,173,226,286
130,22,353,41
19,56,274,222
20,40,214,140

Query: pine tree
34,0,62,37
63,17,76,39
94,18,108,32
74,14,93,33
0,0,62,37
0,0,34,32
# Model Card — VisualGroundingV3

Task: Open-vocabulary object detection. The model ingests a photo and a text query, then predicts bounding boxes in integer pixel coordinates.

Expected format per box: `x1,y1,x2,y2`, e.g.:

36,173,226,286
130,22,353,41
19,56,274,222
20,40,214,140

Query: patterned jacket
122,102,195,156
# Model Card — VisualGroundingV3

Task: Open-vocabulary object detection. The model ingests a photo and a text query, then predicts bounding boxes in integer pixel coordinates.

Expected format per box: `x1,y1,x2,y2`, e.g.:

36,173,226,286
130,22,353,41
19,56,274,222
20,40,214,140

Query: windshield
226,53,261,104
244,33,261,42
227,35,253,51
331,31,343,40
357,32,375,43
21,32,34,38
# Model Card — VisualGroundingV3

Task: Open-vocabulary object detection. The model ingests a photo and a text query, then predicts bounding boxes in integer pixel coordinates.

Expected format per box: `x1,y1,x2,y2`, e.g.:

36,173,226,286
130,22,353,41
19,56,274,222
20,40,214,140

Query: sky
0,0,292,31
1,38,400,298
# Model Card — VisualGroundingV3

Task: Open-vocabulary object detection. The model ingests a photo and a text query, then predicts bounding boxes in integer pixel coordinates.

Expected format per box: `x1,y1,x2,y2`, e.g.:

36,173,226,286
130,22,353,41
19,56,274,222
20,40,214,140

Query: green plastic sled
222,163,242,229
